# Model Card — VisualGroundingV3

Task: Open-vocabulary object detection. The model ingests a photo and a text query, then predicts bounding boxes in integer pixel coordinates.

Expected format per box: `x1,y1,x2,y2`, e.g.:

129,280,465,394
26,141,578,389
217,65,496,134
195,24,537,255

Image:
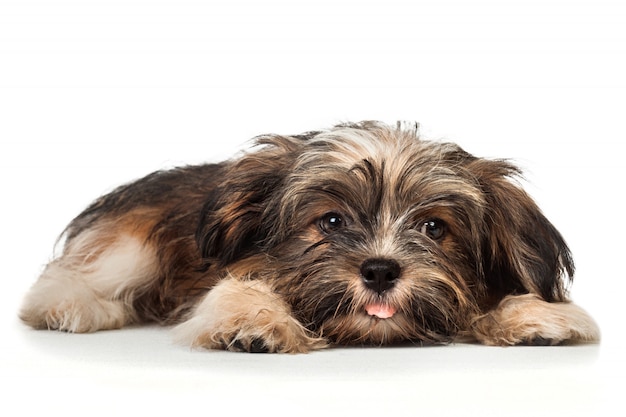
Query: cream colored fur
470,294,600,345
173,277,326,353
20,234,157,332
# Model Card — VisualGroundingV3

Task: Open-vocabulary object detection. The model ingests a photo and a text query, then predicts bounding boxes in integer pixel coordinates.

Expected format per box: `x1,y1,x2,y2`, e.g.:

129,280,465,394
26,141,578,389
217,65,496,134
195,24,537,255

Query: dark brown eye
319,212,345,233
420,219,446,240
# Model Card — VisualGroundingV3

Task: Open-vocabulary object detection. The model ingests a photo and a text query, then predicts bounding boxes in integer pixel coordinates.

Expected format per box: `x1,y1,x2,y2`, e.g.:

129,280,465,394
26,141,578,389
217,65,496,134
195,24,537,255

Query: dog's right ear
196,135,306,267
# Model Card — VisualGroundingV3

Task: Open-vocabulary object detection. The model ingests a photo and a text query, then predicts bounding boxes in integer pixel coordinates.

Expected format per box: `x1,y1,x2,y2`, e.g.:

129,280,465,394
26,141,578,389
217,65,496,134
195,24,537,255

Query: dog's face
198,122,573,346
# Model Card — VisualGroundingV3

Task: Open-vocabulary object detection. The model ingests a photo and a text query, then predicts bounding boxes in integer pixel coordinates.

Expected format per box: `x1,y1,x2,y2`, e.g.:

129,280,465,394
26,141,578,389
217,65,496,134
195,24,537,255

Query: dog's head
197,121,573,345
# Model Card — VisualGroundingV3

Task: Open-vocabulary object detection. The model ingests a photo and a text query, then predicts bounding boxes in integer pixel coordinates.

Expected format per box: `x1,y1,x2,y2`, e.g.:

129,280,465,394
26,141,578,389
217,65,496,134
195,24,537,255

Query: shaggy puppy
20,121,599,352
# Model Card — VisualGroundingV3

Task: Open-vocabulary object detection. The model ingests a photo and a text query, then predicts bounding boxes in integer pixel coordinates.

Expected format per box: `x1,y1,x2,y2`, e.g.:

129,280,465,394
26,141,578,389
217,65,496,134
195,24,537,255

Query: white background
1,0,624,416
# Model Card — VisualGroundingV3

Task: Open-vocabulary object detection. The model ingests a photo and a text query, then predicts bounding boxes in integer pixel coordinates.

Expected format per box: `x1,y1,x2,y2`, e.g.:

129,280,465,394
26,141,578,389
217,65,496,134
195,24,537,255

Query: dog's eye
319,212,345,233
420,219,446,240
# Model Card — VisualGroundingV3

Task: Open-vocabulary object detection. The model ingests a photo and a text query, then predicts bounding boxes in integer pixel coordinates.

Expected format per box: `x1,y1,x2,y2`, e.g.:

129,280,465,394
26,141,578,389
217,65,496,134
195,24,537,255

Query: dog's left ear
196,135,304,267
468,159,574,302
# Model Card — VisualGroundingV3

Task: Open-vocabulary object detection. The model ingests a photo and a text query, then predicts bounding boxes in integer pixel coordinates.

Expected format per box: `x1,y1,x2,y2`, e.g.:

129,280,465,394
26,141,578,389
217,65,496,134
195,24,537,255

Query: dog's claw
522,337,557,346
229,337,270,353
248,338,270,353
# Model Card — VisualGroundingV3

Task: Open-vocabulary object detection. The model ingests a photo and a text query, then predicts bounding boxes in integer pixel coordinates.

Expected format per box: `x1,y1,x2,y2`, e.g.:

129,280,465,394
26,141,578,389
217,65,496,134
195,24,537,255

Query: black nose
360,258,401,294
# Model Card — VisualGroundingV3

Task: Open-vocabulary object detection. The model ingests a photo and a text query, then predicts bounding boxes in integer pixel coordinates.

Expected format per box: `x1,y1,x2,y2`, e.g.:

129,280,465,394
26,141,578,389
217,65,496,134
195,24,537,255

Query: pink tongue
365,303,397,319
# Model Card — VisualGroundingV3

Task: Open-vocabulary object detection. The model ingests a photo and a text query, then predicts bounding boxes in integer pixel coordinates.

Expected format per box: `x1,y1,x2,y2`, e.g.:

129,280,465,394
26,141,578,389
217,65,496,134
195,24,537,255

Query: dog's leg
173,276,327,353
20,231,157,333
470,294,600,346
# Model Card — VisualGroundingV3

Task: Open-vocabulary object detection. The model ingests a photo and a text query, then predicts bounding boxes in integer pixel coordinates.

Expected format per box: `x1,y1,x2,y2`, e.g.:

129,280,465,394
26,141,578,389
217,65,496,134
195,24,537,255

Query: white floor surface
4,320,621,417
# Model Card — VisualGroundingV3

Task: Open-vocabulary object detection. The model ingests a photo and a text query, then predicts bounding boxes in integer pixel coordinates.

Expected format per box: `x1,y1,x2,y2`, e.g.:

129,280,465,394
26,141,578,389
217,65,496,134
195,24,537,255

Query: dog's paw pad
229,337,270,353
520,336,558,346
248,337,270,353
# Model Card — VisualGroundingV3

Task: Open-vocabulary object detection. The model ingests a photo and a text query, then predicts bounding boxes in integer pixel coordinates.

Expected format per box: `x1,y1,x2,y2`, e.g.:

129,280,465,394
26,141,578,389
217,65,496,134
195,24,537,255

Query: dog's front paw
471,294,600,346
173,278,327,353
210,314,325,353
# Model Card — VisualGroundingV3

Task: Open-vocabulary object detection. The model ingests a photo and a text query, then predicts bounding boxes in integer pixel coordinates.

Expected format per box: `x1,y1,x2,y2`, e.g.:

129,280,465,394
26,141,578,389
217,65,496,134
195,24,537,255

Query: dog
20,121,600,352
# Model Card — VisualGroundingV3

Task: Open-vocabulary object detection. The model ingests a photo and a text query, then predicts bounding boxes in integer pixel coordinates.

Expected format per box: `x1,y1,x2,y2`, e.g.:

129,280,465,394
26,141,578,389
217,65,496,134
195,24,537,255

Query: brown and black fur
20,121,599,352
